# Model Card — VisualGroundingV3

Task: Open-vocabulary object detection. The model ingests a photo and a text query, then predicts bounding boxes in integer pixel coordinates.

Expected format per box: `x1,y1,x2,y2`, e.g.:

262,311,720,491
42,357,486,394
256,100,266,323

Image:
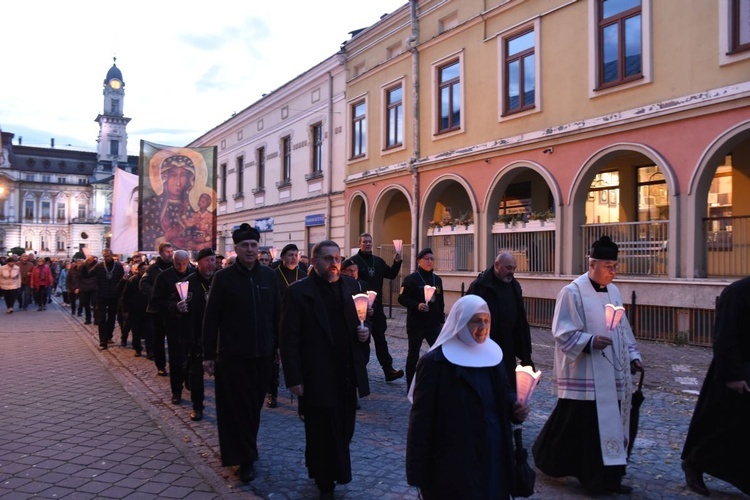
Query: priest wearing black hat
172,247,217,421
533,235,644,495
202,223,282,483
398,248,445,390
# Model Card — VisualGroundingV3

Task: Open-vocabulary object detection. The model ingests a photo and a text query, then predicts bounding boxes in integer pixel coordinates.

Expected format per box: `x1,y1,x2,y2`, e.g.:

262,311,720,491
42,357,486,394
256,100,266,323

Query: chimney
51,138,55,148
18,136,22,145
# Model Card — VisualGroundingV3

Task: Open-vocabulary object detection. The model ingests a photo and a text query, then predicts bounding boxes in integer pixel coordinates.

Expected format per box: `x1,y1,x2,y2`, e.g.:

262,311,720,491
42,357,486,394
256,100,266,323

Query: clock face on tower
109,79,122,90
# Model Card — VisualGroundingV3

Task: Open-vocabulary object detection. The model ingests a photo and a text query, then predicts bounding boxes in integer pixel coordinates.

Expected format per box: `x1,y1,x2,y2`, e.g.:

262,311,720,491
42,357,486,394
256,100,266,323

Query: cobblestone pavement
1,297,748,499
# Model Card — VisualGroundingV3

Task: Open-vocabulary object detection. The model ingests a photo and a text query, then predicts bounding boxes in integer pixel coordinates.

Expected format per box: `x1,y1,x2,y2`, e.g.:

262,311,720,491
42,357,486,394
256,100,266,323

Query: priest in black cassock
681,275,750,496
280,240,371,499
202,223,281,483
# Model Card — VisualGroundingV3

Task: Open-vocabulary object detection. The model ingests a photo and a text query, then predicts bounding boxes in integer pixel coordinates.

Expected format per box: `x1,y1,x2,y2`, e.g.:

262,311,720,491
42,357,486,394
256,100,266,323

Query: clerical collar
589,277,608,292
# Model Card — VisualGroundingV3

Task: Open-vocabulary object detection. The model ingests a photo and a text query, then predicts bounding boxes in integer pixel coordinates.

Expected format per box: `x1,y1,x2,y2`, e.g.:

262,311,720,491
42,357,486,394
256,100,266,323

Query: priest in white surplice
532,235,643,495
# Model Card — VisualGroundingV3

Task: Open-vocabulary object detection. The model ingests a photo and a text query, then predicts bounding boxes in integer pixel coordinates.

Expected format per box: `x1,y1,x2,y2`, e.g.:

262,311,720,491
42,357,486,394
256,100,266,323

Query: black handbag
511,426,536,498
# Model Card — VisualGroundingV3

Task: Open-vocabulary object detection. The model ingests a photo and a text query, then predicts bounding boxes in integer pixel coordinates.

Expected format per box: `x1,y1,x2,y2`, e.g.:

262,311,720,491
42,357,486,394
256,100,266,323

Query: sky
0,0,407,155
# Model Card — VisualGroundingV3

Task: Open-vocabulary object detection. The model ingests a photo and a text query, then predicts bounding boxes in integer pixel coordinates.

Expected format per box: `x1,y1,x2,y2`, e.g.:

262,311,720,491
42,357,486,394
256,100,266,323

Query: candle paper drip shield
393,239,403,254
176,281,189,301
269,247,278,260
604,303,626,331
352,293,369,327
367,291,377,307
423,285,436,303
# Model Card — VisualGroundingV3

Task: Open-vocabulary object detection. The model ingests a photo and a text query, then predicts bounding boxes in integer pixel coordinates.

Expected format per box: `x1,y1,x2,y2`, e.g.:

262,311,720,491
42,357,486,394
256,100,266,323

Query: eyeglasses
318,255,342,264
601,263,619,272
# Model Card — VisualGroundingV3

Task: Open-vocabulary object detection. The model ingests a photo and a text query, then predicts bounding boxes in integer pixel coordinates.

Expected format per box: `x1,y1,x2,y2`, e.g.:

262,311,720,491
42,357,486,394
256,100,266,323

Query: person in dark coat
173,247,216,421
82,250,125,349
681,275,750,496
139,243,173,373
351,232,404,382
406,295,529,499
398,248,445,390
266,243,307,408
280,240,371,499
151,249,195,404
202,223,281,483
122,261,149,357
467,251,534,387
66,259,83,316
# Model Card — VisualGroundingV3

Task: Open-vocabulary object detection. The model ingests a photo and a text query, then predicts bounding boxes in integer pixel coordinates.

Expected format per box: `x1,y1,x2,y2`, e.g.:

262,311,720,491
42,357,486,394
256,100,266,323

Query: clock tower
95,57,131,177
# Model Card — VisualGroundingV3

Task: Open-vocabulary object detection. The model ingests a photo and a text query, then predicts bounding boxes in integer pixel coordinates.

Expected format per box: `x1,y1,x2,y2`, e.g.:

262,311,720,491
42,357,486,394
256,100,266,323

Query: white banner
111,168,139,255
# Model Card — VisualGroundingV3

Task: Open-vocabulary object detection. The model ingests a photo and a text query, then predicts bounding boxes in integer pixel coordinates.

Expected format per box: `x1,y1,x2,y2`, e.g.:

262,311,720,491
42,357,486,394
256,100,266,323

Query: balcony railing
703,215,750,278
492,224,555,273
427,232,474,272
581,221,669,276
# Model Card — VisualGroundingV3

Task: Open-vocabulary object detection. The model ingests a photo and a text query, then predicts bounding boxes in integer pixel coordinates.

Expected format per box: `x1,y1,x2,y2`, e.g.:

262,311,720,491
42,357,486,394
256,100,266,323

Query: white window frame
347,93,369,163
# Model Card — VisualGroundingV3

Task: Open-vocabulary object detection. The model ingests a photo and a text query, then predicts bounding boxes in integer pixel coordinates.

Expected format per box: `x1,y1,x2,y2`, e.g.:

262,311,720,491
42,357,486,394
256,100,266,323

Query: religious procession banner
138,140,217,252
111,167,139,255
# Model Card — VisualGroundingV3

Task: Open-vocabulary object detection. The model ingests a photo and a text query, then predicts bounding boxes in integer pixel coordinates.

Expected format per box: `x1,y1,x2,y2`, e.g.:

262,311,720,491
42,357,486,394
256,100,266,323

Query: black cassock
681,276,750,495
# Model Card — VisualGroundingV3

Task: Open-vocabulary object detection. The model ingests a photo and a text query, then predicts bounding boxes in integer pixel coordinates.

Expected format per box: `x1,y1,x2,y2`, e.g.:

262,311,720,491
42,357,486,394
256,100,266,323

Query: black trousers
186,346,205,411
215,357,270,466
405,325,441,390
69,292,78,314
96,297,118,346
129,313,146,354
166,329,186,398
79,291,93,321
3,289,18,310
370,304,394,370
35,286,49,308
152,315,167,371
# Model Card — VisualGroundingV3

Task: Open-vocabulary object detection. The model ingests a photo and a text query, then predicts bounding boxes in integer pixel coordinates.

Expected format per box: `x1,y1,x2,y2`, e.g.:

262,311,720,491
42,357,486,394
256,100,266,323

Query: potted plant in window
528,209,555,228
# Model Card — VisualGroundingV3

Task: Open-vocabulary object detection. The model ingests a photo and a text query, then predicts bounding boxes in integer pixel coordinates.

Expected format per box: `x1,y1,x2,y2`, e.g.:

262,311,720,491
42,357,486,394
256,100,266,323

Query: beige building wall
190,55,348,256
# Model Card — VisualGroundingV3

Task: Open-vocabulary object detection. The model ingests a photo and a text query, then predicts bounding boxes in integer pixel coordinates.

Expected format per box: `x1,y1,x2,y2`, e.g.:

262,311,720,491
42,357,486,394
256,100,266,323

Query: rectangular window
57,239,66,251
504,29,536,115
220,163,227,201
41,201,51,219
637,165,668,221
57,203,66,220
78,178,87,185
110,140,119,156
385,85,404,149
42,175,51,183
78,204,86,219
438,60,461,132
282,136,292,182
58,177,66,184
40,236,48,251
312,123,323,174
731,0,750,53
597,0,642,89
352,101,367,159
257,148,265,189
24,200,34,219
111,99,120,114
236,156,244,195
25,174,34,182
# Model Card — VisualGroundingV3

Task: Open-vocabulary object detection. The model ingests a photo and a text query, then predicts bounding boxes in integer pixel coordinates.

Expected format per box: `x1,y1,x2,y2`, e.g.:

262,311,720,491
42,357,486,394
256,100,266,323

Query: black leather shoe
157,369,168,376
171,395,181,405
238,463,255,483
384,367,404,382
682,460,709,496
602,483,633,494
190,409,203,421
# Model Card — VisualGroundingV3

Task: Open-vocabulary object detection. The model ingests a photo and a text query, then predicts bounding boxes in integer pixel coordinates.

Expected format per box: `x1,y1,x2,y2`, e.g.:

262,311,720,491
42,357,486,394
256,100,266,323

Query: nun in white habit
406,295,529,499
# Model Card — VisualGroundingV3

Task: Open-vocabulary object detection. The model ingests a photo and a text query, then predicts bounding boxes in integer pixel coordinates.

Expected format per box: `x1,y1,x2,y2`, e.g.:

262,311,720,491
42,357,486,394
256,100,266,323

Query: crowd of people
3,232,747,499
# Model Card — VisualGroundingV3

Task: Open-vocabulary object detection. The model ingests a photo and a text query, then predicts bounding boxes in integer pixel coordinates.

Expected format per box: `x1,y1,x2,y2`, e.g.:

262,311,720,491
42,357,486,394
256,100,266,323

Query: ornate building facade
0,59,137,258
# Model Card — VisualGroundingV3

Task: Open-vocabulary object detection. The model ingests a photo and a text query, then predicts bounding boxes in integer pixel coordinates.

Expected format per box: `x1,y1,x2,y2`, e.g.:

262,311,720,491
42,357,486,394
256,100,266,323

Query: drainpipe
326,70,334,242
409,0,420,273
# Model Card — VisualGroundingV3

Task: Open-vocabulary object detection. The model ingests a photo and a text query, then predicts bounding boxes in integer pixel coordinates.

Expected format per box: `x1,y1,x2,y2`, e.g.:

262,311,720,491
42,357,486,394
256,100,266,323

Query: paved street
1,296,747,499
